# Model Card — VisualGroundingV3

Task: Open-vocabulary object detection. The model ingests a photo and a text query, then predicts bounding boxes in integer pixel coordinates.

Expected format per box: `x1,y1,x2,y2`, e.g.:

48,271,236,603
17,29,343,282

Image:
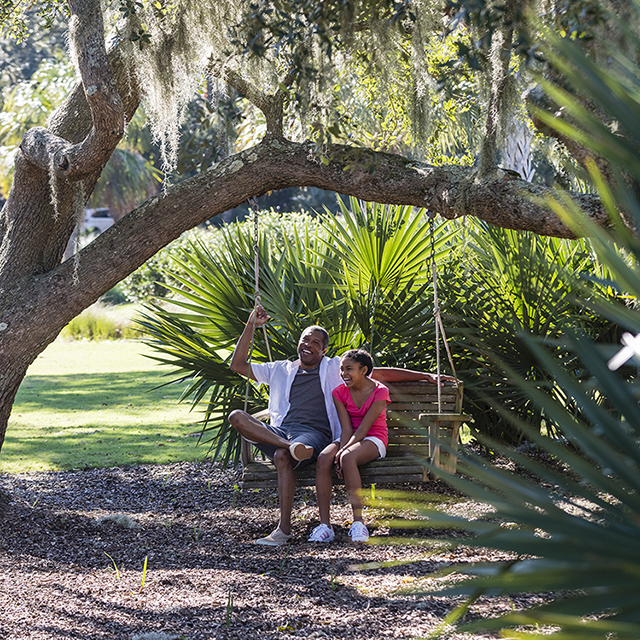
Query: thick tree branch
0,135,610,450
19,0,124,181
8,138,604,342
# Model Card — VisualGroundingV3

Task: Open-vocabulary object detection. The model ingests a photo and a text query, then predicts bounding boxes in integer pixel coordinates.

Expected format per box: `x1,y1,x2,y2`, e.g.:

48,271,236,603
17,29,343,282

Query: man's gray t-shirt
282,365,331,437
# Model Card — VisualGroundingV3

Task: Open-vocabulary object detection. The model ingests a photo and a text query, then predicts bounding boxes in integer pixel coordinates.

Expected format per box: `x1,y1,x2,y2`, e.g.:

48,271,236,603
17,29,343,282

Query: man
229,305,444,546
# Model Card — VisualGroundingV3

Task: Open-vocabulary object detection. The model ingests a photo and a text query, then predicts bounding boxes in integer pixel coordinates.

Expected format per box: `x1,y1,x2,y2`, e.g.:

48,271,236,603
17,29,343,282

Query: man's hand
372,367,457,384
421,372,457,384
230,305,271,380
250,304,270,327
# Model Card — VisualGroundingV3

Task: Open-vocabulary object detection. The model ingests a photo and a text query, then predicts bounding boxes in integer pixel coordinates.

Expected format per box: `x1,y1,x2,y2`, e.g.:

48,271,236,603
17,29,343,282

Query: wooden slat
418,413,471,422
242,459,428,488
389,411,457,420
389,401,457,411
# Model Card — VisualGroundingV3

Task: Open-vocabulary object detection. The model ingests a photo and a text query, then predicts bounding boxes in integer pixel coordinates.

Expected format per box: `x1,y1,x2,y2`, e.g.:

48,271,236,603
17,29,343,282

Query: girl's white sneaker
308,523,335,542
349,521,369,542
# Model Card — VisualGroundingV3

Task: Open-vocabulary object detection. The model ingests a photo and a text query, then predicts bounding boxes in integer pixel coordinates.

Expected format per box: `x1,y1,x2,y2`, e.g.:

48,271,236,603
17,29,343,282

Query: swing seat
241,379,470,488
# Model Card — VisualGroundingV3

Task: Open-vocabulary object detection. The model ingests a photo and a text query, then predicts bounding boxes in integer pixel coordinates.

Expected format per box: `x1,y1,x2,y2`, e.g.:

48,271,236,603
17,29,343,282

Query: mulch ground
0,462,545,640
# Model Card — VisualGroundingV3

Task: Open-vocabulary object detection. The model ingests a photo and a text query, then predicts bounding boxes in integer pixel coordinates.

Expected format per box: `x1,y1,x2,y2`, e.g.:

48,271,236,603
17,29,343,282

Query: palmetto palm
140,200,448,465
443,221,615,443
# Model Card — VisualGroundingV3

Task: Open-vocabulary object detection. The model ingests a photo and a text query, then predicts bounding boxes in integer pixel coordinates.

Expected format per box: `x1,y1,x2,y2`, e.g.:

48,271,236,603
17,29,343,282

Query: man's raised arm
229,305,270,380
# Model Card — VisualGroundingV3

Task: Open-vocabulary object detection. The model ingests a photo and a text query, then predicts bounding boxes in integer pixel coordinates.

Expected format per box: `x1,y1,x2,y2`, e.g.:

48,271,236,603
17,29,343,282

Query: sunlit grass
2,339,208,473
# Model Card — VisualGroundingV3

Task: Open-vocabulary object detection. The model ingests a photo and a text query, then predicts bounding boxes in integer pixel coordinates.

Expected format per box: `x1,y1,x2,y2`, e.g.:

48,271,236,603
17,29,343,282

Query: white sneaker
349,521,369,543
308,523,335,542
289,442,313,461
255,527,292,546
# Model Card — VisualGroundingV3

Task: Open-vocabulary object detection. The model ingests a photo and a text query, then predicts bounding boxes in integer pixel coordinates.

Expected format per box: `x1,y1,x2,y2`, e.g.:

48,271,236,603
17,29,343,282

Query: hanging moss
106,0,454,175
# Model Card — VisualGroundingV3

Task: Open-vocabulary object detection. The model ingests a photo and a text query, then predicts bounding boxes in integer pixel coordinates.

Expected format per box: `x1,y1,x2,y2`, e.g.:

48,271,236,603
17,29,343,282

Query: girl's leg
339,440,379,522
315,442,339,525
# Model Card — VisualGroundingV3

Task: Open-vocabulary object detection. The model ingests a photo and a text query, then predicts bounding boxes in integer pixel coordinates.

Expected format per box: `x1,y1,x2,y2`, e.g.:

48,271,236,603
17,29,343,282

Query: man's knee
274,447,294,469
228,409,248,429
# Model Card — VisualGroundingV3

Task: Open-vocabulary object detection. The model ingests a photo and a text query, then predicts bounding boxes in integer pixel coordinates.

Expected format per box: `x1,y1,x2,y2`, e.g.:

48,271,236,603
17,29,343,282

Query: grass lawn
2,339,210,474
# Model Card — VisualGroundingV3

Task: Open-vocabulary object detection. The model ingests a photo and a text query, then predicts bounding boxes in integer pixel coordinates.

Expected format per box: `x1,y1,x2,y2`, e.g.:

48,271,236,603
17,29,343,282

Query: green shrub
120,211,315,303
61,303,140,340
441,223,623,444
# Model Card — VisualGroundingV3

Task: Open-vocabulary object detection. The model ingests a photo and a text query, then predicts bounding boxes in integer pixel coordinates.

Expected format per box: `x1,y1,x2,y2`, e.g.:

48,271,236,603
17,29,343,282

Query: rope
243,198,273,414
427,211,458,413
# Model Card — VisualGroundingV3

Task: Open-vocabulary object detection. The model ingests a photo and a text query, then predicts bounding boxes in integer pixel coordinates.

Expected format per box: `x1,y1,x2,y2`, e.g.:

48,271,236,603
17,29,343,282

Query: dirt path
0,462,541,639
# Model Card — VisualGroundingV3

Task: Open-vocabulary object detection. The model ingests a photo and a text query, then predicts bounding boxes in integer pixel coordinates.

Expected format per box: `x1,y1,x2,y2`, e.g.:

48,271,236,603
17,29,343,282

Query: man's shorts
250,421,332,469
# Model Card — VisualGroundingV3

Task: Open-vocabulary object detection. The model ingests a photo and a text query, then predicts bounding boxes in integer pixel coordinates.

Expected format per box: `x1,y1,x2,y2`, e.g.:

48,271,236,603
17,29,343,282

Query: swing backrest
385,379,463,457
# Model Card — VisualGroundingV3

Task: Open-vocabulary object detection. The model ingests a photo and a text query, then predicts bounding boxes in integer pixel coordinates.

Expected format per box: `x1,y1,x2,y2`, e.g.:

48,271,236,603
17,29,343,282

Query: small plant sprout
371,483,376,501
97,513,137,529
104,552,121,579
226,589,234,628
330,565,339,591
139,555,148,592
231,483,241,505
193,523,200,542
278,544,291,575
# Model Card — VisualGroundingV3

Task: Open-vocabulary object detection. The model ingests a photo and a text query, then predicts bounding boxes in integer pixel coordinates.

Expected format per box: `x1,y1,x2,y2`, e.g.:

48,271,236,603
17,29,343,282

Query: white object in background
83,207,114,233
607,332,640,370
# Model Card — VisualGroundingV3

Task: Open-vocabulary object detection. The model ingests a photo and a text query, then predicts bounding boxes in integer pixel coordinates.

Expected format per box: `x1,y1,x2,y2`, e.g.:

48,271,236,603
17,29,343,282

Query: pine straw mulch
0,461,547,640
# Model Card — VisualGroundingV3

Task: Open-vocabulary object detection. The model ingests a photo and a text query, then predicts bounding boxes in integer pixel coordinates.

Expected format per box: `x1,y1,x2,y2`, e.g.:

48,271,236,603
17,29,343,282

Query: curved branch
54,139,610,301
0,137,609,384
19,0,124,181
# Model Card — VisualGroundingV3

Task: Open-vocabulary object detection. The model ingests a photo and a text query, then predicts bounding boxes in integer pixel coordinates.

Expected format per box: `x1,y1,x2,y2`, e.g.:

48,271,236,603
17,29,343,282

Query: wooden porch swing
239,204,470,488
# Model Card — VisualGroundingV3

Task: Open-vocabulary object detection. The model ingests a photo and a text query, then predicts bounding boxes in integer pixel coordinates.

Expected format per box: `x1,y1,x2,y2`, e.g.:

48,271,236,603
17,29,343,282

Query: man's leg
230,410,300,540
274,447,296,536
229,409,292,449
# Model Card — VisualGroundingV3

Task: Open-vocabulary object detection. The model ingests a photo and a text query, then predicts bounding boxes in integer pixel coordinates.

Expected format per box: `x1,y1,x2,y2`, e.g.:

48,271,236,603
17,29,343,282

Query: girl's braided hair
341,348,374,376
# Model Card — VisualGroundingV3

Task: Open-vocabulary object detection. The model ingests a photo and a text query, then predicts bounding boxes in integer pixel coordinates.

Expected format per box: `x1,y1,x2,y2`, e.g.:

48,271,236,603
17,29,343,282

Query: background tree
0,0,625,452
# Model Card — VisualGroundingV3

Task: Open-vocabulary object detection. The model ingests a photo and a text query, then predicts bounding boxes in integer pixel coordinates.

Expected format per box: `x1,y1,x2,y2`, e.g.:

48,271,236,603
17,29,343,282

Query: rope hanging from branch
243,198,272,414
427,210,458,413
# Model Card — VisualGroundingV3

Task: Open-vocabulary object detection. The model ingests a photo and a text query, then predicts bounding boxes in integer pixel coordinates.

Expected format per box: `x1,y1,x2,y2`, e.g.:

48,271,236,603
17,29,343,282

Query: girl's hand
334,447,348,479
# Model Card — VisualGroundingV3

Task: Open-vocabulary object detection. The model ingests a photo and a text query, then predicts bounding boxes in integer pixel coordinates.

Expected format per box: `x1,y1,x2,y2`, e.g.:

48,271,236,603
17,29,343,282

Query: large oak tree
0,0,622,449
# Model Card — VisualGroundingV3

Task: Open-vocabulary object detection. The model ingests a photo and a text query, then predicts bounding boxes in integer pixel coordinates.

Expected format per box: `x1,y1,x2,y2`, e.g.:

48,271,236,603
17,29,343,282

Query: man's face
297,329,327,369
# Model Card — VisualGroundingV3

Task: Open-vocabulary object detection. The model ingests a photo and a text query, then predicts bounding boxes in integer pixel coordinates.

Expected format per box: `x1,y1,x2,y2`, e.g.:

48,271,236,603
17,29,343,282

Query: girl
309,349,389,543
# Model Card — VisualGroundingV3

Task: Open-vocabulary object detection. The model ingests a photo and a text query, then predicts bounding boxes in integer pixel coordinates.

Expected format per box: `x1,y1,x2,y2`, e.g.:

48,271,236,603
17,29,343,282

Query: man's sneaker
255,527,292,546
349,521,369,543
289,442,313,461
308,523,335,542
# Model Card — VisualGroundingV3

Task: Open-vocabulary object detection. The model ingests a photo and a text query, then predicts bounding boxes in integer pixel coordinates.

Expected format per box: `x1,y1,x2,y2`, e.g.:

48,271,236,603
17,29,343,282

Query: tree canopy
0,0,634,449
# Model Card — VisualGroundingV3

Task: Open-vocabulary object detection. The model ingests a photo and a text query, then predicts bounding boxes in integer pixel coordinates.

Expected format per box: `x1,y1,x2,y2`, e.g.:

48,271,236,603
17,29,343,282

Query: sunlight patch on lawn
2,339,209,473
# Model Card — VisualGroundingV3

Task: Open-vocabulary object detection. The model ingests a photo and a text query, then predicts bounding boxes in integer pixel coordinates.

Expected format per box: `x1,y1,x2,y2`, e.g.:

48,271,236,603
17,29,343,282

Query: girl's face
340,357,368,387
